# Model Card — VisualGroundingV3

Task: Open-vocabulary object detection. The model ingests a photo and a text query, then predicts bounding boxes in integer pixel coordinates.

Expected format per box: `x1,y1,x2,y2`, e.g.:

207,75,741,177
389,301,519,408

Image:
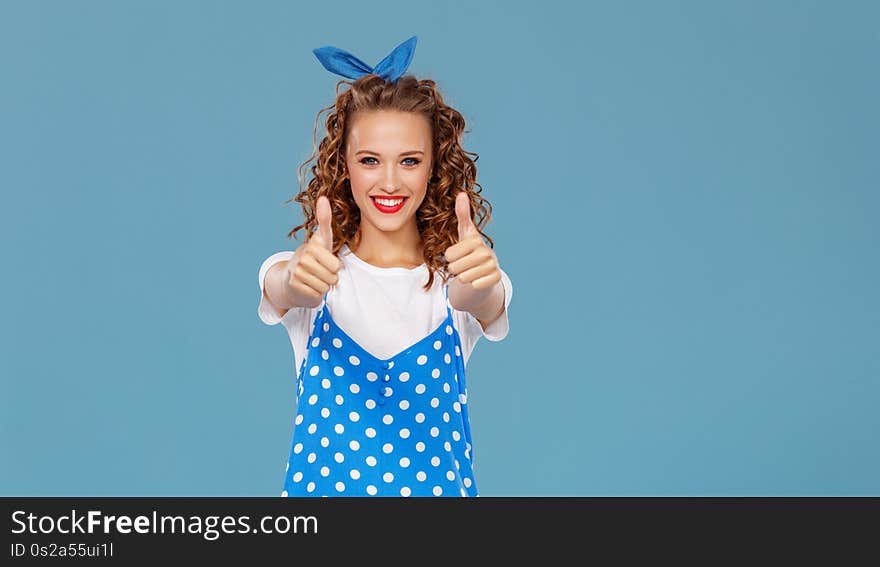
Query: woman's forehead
348,111,431,151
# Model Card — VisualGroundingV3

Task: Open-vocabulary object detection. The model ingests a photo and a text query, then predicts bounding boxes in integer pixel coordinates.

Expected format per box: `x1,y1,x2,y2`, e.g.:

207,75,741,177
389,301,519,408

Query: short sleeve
258,251,295,325
452,268,513,365
258,251,321,383
477,268,513,342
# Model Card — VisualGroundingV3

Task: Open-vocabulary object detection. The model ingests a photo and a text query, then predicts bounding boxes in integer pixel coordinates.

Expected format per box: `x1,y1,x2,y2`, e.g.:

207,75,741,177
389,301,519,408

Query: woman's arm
463,278,505,331
448,276,505,332
445,191,508,331
264,248,318,312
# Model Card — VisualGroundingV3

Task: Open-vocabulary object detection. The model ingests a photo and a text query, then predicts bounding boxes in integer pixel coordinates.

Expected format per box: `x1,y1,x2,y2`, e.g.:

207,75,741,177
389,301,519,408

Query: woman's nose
380,165,401,191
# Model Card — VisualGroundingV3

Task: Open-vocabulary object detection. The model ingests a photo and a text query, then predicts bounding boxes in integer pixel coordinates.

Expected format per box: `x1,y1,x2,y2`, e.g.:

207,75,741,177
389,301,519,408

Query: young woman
258,36,512,496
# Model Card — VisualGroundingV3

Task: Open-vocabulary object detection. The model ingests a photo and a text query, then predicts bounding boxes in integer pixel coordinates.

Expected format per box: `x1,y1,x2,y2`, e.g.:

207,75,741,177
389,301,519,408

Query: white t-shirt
257,243,512,382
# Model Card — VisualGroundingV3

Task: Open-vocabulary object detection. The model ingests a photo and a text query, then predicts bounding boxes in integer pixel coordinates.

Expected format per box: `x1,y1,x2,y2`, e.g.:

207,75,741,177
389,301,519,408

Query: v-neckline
319,302,452,366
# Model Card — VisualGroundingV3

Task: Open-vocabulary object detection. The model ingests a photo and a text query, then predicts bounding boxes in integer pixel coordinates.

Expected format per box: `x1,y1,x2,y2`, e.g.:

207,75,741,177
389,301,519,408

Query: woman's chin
365,215,412,234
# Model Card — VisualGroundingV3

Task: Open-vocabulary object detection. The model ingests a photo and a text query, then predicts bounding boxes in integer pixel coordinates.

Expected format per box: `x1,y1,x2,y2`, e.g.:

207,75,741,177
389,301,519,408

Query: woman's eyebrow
355,150,425,156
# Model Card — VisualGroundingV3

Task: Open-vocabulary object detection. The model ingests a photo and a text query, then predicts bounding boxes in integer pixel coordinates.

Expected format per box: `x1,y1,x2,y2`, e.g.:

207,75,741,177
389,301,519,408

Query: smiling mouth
371,196,407,213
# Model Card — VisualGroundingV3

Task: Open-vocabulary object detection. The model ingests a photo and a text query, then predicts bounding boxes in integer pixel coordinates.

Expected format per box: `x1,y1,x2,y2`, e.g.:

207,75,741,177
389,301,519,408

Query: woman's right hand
283,195,343,308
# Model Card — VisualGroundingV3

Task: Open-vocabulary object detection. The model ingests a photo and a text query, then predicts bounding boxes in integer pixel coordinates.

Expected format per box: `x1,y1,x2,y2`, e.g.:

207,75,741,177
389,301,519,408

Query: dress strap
321,288,331,314
444,281,453,319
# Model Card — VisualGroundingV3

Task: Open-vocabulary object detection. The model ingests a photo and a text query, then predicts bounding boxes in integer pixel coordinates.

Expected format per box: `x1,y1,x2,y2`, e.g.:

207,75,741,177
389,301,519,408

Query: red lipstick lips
371,196,407,214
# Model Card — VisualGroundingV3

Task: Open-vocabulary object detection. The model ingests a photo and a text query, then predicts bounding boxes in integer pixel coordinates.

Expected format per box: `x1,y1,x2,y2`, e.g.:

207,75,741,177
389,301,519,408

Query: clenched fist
284,195,343,308
445,192,505,318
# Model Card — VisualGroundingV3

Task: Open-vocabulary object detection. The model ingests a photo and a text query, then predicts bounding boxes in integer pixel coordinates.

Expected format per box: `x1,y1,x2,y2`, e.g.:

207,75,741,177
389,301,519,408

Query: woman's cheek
407,170,430,198
348,171,376,204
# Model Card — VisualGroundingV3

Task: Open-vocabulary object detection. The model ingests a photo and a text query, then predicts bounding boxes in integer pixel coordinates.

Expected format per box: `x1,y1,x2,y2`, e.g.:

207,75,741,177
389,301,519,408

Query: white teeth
374,198,404,206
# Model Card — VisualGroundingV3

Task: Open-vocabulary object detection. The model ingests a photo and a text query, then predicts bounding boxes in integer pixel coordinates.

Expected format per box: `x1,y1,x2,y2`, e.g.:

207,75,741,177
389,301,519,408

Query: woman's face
344,110,433,236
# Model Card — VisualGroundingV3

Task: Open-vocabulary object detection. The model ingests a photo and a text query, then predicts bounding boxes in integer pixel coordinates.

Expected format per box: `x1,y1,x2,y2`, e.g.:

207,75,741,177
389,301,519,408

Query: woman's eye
359,157,420,166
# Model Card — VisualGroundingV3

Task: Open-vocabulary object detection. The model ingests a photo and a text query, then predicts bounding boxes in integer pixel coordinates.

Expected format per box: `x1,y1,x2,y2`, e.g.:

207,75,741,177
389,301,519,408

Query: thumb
455,191,477,242
314,195,334,251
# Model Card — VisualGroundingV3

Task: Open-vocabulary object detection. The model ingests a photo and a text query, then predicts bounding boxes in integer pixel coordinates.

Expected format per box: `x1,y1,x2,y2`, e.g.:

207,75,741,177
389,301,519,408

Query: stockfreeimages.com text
11,510,317,541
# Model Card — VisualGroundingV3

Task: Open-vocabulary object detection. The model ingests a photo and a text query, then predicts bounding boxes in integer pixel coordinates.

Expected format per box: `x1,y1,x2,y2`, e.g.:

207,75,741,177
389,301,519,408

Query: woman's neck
350,223,423,269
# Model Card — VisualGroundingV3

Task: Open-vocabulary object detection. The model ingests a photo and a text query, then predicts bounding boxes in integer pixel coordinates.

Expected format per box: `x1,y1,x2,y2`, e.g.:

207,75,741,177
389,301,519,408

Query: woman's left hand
444,192,504,318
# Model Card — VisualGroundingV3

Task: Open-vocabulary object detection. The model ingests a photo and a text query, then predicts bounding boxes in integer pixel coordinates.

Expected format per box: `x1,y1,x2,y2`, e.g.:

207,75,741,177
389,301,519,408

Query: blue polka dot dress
281,284,478,497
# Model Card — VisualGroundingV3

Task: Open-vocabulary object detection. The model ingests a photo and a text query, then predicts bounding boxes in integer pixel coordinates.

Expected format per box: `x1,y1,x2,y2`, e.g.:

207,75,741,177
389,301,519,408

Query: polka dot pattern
283,286,476,497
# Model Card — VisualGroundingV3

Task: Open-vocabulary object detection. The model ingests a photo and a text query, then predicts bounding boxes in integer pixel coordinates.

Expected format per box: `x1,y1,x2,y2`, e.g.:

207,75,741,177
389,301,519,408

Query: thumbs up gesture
444,192,505,317
283,195,343,308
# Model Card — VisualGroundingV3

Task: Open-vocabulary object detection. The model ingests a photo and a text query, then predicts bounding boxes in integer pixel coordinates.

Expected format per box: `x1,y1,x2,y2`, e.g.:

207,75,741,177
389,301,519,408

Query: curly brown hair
284,73,494,291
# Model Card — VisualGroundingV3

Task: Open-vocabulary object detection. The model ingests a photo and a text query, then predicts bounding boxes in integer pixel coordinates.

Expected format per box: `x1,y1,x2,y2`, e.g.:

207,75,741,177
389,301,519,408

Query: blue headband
312,35,418,83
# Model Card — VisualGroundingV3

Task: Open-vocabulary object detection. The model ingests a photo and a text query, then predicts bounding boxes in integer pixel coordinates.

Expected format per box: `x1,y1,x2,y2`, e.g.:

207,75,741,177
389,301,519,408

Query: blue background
2,0,877,496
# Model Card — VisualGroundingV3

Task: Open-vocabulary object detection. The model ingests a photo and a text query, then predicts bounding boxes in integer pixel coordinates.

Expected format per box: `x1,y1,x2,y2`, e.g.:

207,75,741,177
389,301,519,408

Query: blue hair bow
312,35,418,83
